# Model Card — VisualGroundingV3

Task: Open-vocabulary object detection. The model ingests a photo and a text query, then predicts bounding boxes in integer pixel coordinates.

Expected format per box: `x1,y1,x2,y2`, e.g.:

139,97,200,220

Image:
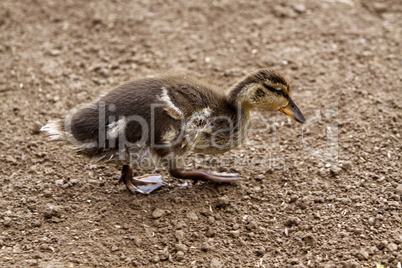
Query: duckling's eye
264,84,284,95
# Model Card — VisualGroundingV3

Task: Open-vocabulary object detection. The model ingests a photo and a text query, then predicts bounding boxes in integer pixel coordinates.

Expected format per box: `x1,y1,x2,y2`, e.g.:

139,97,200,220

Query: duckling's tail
40,120,68,142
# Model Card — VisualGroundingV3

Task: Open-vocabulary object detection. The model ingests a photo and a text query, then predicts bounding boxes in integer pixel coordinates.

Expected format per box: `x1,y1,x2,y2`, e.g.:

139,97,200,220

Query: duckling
42,69,305,194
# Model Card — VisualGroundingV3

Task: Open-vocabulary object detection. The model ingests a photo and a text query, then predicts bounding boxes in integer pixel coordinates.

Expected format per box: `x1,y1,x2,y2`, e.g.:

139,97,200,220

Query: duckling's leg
169,168,241,183
119,165,166,194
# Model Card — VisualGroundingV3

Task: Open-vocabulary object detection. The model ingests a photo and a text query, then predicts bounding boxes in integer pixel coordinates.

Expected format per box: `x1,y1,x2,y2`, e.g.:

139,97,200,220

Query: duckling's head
228,69,305,123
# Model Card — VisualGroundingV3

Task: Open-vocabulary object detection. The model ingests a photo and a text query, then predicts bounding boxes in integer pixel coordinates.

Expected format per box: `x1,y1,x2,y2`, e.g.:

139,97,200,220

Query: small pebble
354,250,369,261
5,155,18,165
176,251,185,261
25,259,38,266
330,166,342,176
207,216,215,225
150,255,160,263
289,258,299,265
387,242,398,252
49,49,61,56
395,184,402,195
284,216,301,227
201,242,213,252
229,230,240,238
3,217,12,227
373,2,388,13
186,211,198,221
159,251,169,261
175,243,188,252
43,204,61,219
210,257,223,268
293,3,306,13
377,240,388,250
175,230,185,241
32,121,42,134
247,221,258,230
152,208,166,219
302,234,316,247
215,196,229,207
341,161,352,170
176,221,186,229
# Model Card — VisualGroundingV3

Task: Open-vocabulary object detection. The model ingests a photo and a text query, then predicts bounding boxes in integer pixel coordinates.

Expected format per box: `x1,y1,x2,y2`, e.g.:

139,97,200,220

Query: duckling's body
42,70,305,194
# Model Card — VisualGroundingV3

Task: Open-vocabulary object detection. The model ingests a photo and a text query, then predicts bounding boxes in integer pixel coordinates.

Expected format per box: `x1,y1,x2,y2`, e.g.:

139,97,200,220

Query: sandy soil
0,0,401,267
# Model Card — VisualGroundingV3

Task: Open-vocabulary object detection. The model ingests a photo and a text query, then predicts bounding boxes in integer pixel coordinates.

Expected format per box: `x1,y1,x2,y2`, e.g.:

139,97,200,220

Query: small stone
39,244,54,252
377,240,388,250
373,2,388,13
255,174,265,181
49,49,61,56
152,208,166,219
207,216,215,224
341,261,359,268
5,155,18,165
368,217,377,226
210,257,223,268
215,196,230,207
330,166,342,176
175,230,185,241
292,3,306,13
111,246,119,252
393,234,402,245
253,186,262,193
55,179,64,186
176,251,185,261
289,258,299,265
354,250,369,261
26,259,38,266
284,216,301,227
302,234,316,247
313,212,321,219
159,250,169,261
3,217,12,227
341,161,352,170
247,221,258,230
32,121,42,134
31,220,42,227
150,255,160,263
176,221,186,229
43,204,61,219
387,242,398,252
201,242,214,252
367,246,378,255
186,211,198,221
205,228,215,237
395,184,402,195
272,5,297,18
43,190,52,198
388,201,400,208
229,230,240,238
255,246,265,256
175,243,188,252
70,179,79,185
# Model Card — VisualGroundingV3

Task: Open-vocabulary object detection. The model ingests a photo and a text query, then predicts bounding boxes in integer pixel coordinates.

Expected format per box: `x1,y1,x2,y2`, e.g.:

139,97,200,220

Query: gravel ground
0,0,401,267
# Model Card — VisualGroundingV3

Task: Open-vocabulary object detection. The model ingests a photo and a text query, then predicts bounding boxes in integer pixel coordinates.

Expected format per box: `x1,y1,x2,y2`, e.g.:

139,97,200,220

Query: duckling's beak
279,98,306,123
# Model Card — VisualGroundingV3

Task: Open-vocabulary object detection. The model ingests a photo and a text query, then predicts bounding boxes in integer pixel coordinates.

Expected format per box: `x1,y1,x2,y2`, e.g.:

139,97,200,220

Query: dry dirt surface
1,0,401,267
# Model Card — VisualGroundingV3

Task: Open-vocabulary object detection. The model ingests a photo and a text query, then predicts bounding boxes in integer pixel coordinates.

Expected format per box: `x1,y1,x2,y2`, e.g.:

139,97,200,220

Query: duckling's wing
158,75,225,118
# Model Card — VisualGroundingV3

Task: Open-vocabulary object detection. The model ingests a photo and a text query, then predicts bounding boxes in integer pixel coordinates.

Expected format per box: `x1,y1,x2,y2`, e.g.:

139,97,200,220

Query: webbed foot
119,165,166,194
169,168,241,183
